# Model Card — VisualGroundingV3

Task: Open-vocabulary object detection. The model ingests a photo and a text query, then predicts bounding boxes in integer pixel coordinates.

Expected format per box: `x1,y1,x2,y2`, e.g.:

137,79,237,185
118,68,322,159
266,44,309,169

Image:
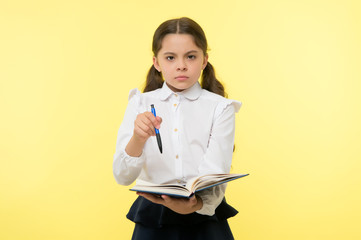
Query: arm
196,101,240,215
112,90,161,185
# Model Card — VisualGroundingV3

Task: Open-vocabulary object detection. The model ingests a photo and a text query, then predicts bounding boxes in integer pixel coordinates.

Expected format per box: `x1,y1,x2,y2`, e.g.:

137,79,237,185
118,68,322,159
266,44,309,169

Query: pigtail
201,62,227,98
143,65,164,93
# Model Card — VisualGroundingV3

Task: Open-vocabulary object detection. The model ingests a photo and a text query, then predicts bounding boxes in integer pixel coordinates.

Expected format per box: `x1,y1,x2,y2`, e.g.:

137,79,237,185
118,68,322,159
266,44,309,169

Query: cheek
161,70,171,77
164,67,175,76
160,69,173,81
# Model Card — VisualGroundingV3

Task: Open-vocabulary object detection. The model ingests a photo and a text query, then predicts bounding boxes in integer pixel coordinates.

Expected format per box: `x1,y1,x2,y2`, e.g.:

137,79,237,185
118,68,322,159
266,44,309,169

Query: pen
150,104,163,154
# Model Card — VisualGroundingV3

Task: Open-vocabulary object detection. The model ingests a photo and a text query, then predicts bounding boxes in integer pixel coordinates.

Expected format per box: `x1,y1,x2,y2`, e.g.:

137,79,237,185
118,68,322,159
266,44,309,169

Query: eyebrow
162,50,199,55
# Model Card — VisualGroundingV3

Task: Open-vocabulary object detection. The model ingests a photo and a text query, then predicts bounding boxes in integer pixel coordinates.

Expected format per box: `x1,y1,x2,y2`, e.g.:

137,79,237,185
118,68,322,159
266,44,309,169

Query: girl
113,17,242,240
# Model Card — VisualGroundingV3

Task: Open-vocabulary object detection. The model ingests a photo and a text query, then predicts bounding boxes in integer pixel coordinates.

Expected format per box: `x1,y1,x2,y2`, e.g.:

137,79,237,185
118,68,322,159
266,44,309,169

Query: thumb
155,116,162,128
189,195,197,204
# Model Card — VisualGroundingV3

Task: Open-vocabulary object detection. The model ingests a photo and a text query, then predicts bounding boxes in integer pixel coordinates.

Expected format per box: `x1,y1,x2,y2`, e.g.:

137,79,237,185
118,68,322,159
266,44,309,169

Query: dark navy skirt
127,196,238,240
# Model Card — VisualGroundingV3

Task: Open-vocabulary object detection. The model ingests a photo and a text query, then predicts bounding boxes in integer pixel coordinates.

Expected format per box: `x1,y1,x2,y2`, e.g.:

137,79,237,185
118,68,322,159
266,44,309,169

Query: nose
176,60,187,71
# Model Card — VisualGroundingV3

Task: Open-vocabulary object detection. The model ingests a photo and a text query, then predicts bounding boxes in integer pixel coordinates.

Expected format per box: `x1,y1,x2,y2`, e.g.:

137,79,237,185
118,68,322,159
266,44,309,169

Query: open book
130,173,249,198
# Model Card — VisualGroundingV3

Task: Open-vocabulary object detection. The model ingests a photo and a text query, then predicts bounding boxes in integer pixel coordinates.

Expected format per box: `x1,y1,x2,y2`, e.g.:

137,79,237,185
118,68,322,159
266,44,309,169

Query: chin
167,83,188,92
175,85,190,91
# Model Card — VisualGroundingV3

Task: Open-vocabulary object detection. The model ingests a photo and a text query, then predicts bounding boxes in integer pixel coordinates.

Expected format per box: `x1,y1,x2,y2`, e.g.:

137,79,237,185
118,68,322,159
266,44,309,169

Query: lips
175,76,189,80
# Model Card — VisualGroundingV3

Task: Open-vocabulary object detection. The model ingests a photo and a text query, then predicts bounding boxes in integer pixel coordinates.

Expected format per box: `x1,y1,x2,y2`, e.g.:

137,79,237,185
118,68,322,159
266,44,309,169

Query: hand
125,112,162,157
137,192,203,215
133,112,162,143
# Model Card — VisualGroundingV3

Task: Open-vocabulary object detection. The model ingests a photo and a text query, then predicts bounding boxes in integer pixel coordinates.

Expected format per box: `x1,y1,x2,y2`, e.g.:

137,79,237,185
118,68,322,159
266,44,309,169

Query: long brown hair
143,17,226,97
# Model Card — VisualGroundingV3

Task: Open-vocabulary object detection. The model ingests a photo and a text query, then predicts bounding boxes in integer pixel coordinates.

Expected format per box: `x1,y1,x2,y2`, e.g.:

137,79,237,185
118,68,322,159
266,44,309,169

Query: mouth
175,76,189,80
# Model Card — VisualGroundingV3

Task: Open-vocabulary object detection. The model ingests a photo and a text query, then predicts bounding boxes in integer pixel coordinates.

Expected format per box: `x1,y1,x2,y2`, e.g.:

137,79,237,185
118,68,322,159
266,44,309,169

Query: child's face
153,34,208,92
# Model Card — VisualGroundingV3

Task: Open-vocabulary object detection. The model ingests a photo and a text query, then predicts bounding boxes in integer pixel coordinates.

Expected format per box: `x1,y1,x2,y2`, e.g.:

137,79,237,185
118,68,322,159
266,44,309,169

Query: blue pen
150,104,163,154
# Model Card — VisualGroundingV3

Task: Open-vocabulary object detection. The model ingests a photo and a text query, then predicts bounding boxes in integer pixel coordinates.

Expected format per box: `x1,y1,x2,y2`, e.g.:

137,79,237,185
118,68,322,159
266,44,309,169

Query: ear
202,54,209,70
153,56,161,72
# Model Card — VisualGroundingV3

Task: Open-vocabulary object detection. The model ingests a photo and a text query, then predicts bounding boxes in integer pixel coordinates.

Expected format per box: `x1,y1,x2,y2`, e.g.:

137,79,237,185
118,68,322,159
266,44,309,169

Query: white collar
159,82,202,101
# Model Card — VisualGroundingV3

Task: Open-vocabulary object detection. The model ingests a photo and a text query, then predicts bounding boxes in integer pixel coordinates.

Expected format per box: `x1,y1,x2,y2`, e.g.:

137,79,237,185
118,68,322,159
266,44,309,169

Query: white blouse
113,82,242,215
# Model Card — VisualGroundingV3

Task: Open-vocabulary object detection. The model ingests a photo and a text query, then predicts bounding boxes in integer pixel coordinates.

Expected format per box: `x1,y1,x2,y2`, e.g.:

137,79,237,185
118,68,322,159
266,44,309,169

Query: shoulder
128,88,162,101
200,89,242,115
128,88,140,100
126,88,163,113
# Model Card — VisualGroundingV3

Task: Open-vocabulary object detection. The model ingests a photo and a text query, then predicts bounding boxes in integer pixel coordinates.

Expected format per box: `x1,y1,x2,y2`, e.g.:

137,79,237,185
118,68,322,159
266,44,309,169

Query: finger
138,118,156,136
135,120,154,138
136,114,155,135
141,113,159,133
145,112,161,130
137,192,164,204
161,195,172,202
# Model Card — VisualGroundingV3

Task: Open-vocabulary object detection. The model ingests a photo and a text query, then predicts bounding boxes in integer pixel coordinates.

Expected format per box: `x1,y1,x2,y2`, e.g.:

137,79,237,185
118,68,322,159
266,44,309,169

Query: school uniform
113,82,242,239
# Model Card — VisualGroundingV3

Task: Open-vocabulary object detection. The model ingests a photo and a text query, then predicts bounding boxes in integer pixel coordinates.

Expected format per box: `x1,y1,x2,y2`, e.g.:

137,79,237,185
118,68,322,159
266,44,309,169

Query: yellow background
1,0,360,239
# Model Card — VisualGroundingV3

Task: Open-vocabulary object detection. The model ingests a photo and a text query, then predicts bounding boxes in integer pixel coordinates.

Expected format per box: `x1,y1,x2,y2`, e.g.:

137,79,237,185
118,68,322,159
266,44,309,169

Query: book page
130,173,249,197
131,180,192,197
187,173,249,193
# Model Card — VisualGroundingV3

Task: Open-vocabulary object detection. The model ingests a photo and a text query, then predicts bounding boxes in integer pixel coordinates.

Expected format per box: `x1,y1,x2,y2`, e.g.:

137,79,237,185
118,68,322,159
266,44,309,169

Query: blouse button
173,103,177,107
174,93,178,97
176,155,179,159
174,128,178,132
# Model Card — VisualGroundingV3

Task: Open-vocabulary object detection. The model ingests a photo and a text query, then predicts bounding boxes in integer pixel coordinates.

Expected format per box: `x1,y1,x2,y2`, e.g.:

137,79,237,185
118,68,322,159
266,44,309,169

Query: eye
166,56,174,61
188,55,196,60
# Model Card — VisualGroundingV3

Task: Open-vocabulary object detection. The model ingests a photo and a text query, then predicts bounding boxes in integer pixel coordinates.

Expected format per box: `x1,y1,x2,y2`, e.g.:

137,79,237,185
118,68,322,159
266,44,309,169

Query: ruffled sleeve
213,99,242,121
128,88,140,102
